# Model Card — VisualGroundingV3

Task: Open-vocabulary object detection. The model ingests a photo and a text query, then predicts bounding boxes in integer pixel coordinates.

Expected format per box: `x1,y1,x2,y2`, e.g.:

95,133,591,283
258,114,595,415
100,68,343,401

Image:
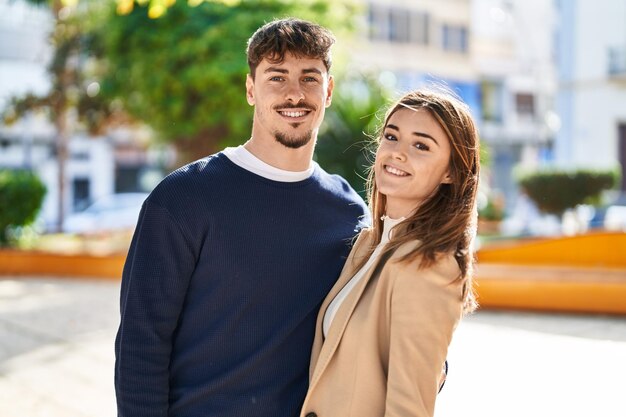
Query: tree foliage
518,169,619,216
1,0,122,231
316,72,391,197
97,0,357,164
3,0,116,135
0,170,47,246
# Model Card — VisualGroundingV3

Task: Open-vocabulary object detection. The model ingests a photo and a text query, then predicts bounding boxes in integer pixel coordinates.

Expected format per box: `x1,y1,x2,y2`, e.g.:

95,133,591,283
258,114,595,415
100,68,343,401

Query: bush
517,169,619,216
478,196,505,221
0,170,47,246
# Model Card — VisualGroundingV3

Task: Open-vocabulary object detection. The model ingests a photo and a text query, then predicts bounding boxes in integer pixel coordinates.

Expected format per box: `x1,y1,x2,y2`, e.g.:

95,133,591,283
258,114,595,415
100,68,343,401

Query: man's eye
303,77,318,82
269,76,284,81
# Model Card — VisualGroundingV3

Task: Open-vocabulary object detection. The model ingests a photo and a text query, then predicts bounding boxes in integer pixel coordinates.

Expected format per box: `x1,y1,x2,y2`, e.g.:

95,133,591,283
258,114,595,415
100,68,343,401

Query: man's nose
285,82,305,103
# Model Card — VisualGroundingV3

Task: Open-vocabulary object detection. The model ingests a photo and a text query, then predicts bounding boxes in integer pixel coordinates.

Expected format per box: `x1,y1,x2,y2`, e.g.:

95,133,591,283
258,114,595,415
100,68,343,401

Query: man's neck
244,135,316,172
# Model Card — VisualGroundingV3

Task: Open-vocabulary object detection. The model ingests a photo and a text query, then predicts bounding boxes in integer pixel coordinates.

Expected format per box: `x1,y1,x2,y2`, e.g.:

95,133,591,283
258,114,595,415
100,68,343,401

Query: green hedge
0,170,47,246
517,169,619,216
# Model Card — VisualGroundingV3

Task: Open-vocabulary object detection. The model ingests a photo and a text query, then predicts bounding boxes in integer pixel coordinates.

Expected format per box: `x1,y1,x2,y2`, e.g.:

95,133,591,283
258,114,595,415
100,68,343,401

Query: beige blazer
300,229,465,417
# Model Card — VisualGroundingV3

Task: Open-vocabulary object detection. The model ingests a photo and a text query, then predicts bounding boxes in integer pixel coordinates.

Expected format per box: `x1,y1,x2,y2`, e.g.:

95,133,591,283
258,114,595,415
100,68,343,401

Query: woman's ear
441,171,453,184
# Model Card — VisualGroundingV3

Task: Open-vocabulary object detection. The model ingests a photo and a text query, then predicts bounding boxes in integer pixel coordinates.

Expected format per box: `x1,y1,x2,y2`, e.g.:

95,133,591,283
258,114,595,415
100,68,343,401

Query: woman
301,89,480,417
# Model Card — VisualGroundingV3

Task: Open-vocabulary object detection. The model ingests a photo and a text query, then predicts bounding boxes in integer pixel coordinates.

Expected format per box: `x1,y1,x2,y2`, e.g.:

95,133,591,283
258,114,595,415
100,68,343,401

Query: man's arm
115,200,197,417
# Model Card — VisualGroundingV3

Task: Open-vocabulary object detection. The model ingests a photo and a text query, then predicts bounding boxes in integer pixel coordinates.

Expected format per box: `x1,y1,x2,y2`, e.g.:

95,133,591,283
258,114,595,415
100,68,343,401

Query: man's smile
278,109,310,118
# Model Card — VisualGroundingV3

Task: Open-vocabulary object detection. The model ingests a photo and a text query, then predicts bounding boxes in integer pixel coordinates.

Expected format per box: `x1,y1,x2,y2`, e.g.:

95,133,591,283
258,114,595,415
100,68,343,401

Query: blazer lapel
309,230,373,374
308,236,423,390
309,236,396,389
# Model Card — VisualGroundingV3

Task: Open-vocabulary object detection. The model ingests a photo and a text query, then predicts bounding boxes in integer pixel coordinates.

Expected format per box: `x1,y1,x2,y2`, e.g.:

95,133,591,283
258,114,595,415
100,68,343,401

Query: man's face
246,52,334,149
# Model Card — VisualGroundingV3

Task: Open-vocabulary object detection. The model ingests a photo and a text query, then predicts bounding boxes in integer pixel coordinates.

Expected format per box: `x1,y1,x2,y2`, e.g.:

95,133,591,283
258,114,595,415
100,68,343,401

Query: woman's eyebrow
385,123,439,145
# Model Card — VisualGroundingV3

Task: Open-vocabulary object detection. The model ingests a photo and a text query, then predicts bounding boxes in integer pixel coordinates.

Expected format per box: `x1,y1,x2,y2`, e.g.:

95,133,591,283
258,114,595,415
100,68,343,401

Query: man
115,18,368,417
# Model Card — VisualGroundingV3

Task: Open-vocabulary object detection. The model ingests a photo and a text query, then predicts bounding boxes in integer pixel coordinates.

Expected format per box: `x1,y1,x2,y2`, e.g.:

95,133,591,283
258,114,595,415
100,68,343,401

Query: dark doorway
72,178,90,211
617,123,626,194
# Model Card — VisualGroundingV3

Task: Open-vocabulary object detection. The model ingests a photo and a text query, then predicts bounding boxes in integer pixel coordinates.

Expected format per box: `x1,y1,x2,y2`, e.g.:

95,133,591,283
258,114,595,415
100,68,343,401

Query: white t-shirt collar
222,145,314,182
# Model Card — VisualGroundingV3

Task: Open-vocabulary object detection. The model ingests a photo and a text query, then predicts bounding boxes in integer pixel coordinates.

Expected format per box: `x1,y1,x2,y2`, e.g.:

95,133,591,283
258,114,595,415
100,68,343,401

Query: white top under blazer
322,216,404,337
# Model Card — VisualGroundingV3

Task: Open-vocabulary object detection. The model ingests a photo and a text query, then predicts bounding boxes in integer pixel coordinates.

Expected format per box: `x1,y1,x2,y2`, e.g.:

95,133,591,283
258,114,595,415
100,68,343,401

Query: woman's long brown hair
359,89,480,313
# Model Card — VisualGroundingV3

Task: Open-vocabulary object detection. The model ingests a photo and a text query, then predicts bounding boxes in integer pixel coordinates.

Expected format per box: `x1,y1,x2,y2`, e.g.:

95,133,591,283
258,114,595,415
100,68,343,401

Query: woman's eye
384,133,397,141
414,142,430,151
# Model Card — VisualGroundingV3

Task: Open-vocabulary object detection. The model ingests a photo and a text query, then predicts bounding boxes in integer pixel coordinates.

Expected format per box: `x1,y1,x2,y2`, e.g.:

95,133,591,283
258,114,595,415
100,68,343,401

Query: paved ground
1,276,625,417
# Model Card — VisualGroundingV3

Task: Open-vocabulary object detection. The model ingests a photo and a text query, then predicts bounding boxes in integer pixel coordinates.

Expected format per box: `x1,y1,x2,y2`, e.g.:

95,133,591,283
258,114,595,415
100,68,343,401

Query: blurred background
0,0,625,416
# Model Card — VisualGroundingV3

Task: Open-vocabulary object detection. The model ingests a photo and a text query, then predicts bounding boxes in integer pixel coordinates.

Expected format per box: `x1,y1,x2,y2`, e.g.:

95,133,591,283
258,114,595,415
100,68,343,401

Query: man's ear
246,74,255,106
325,75,334,107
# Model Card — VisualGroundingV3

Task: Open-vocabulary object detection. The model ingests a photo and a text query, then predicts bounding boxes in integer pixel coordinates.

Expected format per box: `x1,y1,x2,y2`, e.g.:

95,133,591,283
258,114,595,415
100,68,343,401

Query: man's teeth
280,111,307,118
385,165,408,176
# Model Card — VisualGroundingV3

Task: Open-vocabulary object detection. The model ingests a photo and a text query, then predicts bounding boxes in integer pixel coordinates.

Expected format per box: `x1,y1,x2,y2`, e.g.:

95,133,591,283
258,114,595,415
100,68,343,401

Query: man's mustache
273,102,317,111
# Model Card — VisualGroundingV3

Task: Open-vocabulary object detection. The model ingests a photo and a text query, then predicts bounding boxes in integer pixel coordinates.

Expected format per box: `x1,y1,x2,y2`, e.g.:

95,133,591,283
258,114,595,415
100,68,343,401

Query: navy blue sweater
115,153,368,417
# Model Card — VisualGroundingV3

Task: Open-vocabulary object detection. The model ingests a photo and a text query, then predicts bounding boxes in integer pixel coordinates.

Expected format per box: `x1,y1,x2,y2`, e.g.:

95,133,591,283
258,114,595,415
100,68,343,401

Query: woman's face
374,107,453,218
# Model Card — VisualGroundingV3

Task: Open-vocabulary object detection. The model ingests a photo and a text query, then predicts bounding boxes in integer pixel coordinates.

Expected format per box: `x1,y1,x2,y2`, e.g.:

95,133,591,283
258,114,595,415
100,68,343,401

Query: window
481,80,504,123
608,46,626,76
0,137,10,149
71,150,90,161
368,4,388,41
442,24,468,53
115,165,141,193
389,8,410,42
515,93,535,117
410,12,430,45
367,3,430,46
72,178,90,211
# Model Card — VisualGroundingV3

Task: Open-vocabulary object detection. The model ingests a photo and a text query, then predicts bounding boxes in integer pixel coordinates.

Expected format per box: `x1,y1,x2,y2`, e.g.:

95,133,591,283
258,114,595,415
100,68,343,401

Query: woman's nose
391,145,408,161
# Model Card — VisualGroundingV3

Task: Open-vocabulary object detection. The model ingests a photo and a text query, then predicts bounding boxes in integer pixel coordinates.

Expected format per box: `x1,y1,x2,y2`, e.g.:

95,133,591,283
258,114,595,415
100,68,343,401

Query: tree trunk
55,111,69,233
172,125,231,168
51,0,70,233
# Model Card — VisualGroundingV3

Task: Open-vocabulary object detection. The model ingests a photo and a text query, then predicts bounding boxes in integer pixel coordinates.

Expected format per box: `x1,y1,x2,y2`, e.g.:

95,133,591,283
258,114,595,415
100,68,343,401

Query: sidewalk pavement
1,276,625,417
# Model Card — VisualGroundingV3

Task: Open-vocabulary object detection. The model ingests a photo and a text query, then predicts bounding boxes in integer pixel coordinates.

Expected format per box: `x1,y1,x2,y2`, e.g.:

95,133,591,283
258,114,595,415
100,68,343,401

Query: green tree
98,0,357,165
3,0,117,231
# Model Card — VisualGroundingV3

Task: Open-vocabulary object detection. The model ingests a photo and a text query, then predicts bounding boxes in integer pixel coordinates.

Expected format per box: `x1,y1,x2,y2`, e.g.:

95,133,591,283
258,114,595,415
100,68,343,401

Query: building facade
350,0,480,111
471,0,558,208
554,0,626,197
352,0,558,211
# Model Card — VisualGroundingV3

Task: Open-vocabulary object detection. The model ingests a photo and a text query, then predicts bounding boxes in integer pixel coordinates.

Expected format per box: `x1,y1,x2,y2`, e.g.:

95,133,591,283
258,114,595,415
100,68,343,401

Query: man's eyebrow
263,67,323,75
302,68,323,75
385,124,440,146
264,67,288,74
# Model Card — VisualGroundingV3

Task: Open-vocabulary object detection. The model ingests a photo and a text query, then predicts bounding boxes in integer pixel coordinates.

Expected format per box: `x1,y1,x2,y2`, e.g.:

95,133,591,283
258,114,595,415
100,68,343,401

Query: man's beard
274,129,313,149
272,101,316,149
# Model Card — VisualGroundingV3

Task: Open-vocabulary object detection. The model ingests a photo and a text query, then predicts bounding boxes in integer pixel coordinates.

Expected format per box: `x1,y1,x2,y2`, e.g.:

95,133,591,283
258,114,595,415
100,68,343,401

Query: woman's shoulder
386,250,464,319
351,227,376,250
389,245,462,287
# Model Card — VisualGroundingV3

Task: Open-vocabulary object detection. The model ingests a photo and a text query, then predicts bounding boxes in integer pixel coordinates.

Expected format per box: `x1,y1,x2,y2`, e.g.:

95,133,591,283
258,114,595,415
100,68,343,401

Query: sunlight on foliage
117,0,134,14
116,0,250,17
148,3,166,18
101,0,358,165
